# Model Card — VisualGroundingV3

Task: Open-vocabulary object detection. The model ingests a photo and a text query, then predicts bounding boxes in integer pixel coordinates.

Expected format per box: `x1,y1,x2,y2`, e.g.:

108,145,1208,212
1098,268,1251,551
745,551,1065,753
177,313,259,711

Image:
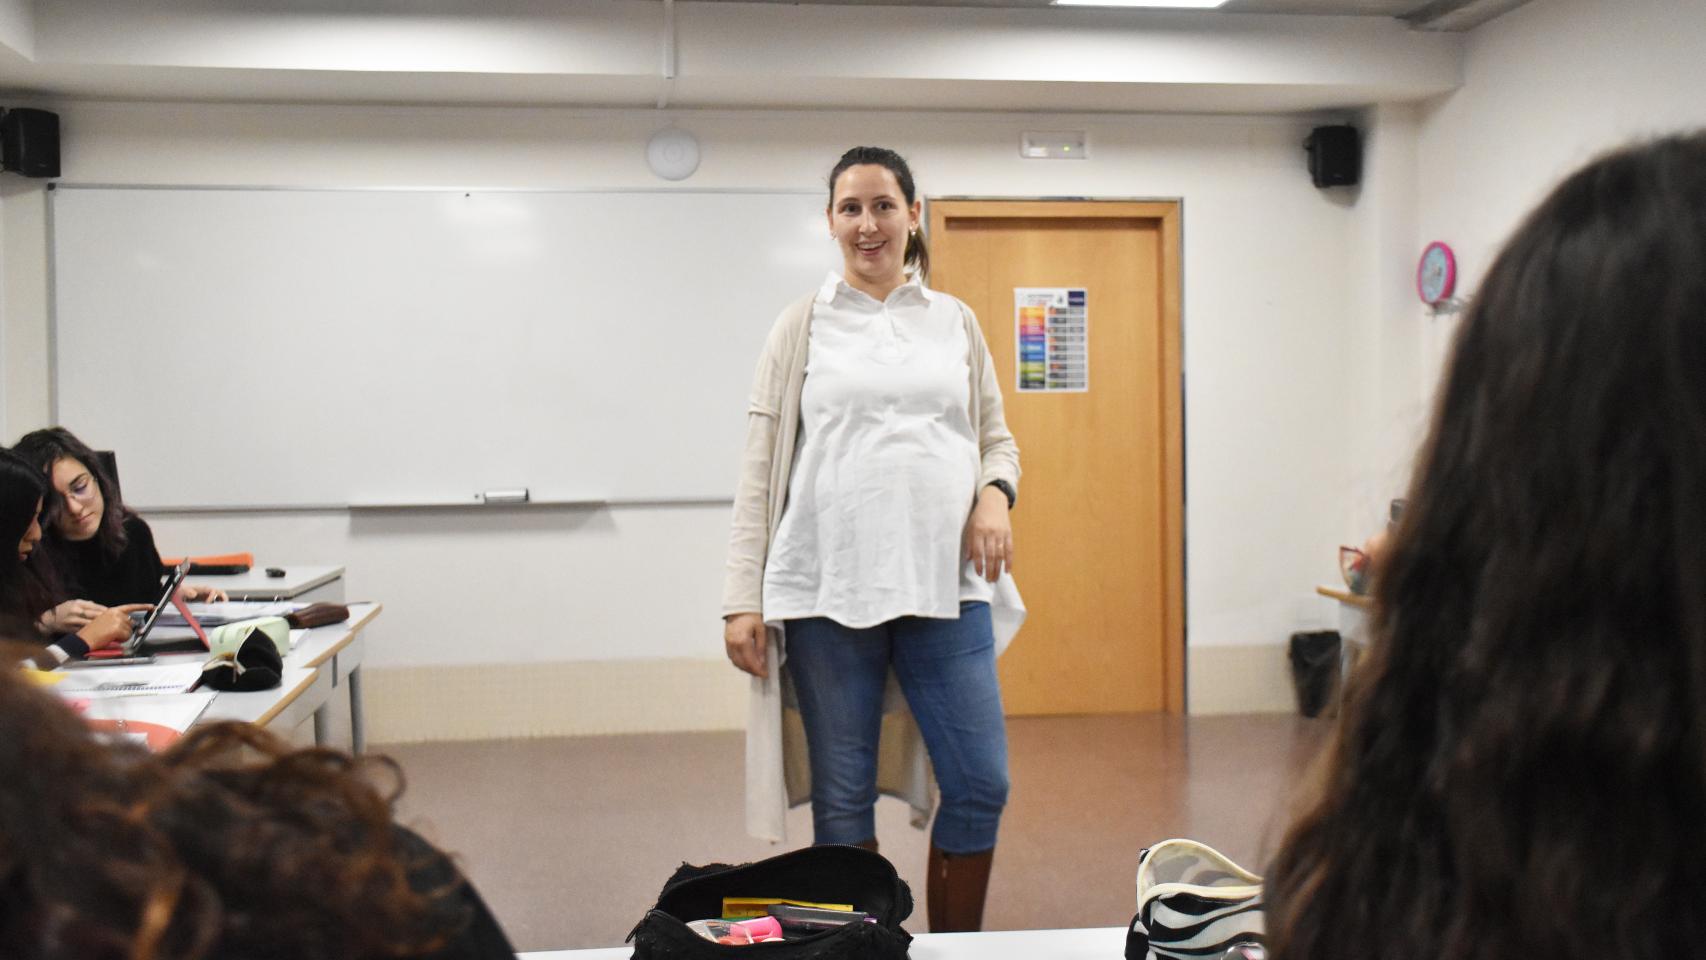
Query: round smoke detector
646,128,701,181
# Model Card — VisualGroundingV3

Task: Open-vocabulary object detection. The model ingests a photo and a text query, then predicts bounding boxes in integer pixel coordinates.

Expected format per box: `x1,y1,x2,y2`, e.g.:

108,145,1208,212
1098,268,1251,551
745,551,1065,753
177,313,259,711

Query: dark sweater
58,514,167,607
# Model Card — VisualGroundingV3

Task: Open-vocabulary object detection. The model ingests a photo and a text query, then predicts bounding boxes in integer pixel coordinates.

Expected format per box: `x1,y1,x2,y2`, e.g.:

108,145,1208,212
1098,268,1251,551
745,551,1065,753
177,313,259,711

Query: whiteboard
50,187,839,509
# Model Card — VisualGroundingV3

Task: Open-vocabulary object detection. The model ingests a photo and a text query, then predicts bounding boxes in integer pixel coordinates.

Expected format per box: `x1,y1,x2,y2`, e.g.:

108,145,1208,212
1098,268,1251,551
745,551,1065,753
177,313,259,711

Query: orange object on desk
161,552,254,574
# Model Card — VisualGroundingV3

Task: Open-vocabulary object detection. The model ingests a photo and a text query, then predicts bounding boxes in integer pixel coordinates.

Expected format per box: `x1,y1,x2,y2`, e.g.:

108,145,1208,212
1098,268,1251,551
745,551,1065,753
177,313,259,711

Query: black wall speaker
1305,125,1359,188
1,108,61,179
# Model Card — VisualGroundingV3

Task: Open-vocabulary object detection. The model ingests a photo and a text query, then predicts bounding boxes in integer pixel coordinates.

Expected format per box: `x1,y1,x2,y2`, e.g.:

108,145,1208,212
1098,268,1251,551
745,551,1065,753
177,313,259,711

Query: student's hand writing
39,598,108,633
963,486,1014,583
182,585,229,602
75,604,149,651
724,613,768,679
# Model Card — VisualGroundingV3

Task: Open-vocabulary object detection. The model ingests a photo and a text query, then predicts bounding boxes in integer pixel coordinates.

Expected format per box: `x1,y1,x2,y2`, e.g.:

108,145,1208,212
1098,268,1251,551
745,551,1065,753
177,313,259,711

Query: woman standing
15,427,224,637
723,146,1021,932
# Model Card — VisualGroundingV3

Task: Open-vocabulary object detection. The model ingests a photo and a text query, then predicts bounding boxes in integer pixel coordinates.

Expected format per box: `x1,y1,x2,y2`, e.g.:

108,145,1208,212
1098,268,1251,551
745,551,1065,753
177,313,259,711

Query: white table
186,564,345,602
519,926,1128,959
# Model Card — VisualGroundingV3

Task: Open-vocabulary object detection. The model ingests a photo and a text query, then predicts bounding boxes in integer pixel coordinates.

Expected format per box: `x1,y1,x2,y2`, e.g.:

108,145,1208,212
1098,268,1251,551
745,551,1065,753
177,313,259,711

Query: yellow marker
720,897,856,920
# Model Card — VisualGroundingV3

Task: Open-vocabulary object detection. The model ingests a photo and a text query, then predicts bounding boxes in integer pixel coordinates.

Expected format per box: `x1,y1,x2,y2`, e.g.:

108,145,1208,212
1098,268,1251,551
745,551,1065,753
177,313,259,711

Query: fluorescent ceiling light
1052,0,1228,7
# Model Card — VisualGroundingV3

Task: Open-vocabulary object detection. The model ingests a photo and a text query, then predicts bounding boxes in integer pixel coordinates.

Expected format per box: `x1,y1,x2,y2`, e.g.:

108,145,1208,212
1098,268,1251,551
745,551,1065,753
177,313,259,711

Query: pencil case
1126,838,1265,960
284,602,350,630
628,845,912,959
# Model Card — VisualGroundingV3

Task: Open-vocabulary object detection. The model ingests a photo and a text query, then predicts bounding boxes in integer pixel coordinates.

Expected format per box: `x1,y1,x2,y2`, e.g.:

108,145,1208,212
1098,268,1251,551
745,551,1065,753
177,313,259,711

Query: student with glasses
13,427,226,637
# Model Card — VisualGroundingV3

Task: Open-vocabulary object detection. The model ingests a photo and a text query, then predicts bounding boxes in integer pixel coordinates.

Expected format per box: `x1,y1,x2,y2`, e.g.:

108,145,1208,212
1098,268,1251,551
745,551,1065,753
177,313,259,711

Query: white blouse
762,273,996,628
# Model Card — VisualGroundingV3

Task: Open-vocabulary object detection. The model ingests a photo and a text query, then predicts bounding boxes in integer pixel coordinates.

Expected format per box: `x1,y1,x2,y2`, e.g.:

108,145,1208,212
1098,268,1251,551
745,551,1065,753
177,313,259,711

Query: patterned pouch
1125,839,1264,960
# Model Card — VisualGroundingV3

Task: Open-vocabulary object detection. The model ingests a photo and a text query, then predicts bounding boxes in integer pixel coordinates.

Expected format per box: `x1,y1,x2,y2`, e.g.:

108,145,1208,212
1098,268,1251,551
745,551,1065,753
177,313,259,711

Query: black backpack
628,845,913,959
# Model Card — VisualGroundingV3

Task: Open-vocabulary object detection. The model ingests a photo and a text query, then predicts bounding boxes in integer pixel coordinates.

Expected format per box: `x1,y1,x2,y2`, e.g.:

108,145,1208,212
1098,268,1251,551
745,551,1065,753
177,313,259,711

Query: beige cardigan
724,288,1025,843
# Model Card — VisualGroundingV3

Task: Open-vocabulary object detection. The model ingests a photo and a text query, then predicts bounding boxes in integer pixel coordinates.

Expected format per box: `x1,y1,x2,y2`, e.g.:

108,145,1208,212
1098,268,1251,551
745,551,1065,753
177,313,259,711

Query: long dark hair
13,427,132,560
828,146,929,280
1266,132,1706,960
0,647,474,960
0,448,59,621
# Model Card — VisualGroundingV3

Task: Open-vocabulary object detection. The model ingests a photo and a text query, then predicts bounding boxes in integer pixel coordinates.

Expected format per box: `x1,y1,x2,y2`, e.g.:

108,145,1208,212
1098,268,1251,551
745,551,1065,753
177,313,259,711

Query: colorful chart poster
1014,287,1088,393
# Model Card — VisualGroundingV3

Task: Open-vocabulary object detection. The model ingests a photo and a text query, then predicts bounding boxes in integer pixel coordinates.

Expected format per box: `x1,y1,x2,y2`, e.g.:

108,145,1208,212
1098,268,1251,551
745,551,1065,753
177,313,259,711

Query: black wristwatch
984,479,1016,510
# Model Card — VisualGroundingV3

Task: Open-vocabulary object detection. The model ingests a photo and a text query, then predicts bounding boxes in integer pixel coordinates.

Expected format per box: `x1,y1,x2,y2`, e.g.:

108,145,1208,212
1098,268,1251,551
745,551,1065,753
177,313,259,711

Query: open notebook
53,661,204,697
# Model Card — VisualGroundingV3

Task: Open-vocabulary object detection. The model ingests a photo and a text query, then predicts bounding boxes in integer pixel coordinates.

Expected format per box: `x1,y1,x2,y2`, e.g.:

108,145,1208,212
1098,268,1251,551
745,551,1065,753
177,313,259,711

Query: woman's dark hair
0,649,472,960
0,448,59,621
828,146,929,280
1266,132,1706,960
13,427,131,559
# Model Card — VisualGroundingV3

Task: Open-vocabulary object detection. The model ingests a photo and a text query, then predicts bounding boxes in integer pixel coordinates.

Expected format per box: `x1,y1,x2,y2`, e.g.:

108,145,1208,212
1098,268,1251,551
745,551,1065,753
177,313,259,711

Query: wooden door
928,201,1184,714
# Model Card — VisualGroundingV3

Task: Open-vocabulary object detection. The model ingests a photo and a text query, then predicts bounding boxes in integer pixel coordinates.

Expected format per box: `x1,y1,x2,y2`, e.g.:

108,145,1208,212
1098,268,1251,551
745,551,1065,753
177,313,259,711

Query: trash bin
1288,630,1342,718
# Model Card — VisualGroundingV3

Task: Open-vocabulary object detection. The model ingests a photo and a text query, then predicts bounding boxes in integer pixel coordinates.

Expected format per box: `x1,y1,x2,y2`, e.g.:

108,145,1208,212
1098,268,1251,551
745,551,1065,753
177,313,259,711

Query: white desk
187,565,345,602
519,926,1128,959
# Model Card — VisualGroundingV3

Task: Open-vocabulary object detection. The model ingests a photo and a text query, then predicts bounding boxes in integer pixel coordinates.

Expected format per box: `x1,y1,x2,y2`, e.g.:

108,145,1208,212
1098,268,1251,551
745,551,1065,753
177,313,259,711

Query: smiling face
49,457,105,542
17,497,42,562
827,163,921,300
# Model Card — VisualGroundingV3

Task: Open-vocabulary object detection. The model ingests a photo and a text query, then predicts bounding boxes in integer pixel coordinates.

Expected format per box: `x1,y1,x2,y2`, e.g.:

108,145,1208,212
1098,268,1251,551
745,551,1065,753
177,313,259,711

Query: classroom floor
385,712,1330,952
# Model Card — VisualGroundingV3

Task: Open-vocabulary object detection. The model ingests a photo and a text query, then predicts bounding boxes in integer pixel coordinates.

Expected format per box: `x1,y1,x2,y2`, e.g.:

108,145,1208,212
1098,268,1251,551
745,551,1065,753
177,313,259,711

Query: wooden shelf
1316,585,1372,609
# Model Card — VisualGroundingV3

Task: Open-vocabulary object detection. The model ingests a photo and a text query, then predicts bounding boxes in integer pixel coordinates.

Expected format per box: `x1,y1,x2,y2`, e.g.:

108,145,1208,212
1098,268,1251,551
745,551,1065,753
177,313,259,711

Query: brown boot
851,837,879,853
926,844,995,932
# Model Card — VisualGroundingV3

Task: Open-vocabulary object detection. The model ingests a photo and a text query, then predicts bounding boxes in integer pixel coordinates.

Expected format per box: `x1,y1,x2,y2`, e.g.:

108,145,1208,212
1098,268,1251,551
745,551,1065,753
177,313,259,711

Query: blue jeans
784,601,1009,854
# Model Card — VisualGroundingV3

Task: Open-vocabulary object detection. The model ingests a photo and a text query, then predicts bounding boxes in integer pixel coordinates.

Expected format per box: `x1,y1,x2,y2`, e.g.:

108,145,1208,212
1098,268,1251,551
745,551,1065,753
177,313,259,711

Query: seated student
13,427,225,636
0,448,138,665
1265,132,1706,960
0,645,519,960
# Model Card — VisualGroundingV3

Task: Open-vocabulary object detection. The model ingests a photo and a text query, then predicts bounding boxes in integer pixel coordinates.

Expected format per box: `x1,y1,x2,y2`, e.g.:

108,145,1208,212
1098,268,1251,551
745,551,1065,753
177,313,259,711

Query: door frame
924,198,1186,714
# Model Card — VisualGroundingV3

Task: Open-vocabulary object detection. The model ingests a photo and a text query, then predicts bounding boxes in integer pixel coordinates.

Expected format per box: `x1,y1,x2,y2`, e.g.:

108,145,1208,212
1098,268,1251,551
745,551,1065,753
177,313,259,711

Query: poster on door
1014,287,1088,393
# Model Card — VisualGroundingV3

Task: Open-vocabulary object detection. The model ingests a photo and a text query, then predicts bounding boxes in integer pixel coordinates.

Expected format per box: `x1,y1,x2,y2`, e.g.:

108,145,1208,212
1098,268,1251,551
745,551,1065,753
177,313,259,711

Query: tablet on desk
88,562,196,658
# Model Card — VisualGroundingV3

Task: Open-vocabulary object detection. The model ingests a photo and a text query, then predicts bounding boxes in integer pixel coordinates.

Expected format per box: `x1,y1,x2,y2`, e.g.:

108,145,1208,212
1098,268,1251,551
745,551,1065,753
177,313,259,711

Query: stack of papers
78,692,216,750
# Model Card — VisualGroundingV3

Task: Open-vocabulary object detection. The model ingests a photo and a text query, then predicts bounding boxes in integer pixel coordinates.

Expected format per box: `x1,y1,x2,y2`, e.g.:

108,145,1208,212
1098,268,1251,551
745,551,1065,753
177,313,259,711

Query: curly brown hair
1266,133,1706,960
0,655,488,960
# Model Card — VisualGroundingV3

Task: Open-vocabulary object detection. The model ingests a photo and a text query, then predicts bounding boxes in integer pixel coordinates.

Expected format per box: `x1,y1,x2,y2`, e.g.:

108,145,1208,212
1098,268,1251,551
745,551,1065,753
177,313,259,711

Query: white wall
1409,0,1706,391
1318,0,1706,700
1,178,51,440
1340,103,1434,536
0,102,1362,734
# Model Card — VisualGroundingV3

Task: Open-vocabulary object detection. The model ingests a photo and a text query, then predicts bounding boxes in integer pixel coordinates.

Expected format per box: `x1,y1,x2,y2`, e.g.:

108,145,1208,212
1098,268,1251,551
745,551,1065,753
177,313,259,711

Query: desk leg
313,702,330,746
349,665,366,755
